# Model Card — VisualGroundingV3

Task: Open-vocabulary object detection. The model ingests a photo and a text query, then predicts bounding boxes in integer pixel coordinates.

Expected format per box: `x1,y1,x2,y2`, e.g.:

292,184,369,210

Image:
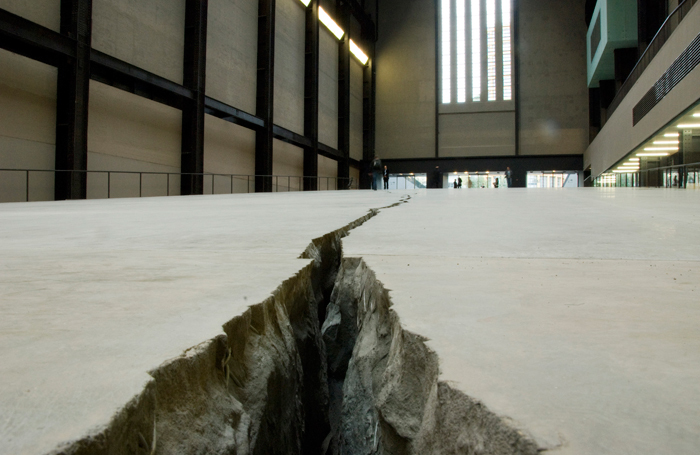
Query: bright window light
677,123,700,128
637,152,670,156
299,0,311,6
471,0,481,101
486,0,497,101
456,0,467,102
349,39,369,64
653,140,679,144
502,0,512,100
319,7,344,40
644,147,678,151
441,0,451,103
664,132,680,137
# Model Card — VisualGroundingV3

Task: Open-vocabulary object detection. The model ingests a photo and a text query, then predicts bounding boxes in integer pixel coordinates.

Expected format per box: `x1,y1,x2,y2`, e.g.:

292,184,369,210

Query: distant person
494,178,499,188
370,155,382,190
505,167,513,188
454,180,458,188
383,166,389,190
467,177,473,188
458,177,463,188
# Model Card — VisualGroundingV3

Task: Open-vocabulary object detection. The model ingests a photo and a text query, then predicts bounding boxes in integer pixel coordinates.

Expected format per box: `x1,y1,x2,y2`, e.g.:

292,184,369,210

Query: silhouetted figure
383,166,389,189
505,167,513,188
370,155,382,190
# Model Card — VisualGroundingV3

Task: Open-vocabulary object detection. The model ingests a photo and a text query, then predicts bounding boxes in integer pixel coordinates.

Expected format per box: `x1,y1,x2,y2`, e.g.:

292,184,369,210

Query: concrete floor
344,188,700,454
1,188,699,454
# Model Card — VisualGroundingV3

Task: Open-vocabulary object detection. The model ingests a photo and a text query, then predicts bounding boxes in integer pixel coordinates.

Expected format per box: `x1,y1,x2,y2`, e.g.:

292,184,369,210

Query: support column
361,43,376,190
181,0,208,196
337,2,351,189
55,0,92,200
255,0,275,192
303,0,320,191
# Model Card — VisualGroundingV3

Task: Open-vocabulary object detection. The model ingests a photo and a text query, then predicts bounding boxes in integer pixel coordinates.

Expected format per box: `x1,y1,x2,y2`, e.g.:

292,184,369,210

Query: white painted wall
92,0,185,84
584,2,700,177
206,0,258,113
274,0,306,134
0,0,60,32
0,51,56,202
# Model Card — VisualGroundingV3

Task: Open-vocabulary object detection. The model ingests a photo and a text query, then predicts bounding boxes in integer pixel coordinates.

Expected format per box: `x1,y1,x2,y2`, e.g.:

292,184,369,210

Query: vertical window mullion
495,0,503,101
481,0,488,103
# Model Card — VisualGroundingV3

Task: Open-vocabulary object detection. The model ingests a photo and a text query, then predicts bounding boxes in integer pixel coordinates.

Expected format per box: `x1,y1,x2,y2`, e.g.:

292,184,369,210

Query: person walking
370,155,382,190
383,165,389,190
505,167,513,188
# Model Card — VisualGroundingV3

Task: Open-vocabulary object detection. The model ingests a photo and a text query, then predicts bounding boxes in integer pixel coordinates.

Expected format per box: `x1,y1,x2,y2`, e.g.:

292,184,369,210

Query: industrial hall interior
1,0,700,454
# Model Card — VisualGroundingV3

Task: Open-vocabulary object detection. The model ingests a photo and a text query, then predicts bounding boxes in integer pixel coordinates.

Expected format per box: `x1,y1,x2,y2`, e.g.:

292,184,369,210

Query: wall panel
439,112,516,157
204,115,256,193
375,0,436,159
274,0,305,134
319,28,339,148
92,0,185,84
349,57,363,161
0,50,56,202
0,0,60,32
87,81,181,198
273,139,303,190
519,0,588,156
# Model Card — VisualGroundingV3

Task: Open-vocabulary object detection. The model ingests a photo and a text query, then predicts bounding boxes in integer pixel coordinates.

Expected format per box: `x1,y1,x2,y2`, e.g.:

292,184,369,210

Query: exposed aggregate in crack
51,195,541,455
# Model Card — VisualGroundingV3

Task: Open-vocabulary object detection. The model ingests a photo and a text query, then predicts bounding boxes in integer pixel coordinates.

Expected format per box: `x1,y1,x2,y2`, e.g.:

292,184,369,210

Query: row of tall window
441,0,512,104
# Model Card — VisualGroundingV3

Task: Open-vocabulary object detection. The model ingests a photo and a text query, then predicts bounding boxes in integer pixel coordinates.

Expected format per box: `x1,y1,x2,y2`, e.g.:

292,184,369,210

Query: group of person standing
369,155,514,190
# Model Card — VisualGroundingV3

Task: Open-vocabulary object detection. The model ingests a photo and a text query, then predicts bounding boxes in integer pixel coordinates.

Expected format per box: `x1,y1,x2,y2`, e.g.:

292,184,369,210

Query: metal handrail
0,169,356,202
607,0,698,116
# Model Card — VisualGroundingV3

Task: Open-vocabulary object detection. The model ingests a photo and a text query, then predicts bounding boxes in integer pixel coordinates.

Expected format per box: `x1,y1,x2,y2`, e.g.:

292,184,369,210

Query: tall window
440,0,513,105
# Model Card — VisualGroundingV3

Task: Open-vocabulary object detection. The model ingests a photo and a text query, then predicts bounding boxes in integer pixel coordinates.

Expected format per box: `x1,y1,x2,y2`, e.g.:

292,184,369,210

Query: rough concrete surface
2,188,700,454
344,188,700,454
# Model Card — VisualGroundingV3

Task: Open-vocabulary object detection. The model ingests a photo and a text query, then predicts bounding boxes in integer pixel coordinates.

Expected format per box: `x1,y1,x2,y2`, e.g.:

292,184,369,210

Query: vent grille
633,33,700,125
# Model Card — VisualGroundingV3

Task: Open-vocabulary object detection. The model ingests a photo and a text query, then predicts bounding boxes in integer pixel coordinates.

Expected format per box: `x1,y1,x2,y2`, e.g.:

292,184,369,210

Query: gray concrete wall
375,0,436,159
87,81,181,198
319,28,339,149
274,0,306,134
206,0,258,113
350,58,364,161
584,2,700,177
518,0,589,156
0,50,56,202
0,0,60,32
92,0,185,84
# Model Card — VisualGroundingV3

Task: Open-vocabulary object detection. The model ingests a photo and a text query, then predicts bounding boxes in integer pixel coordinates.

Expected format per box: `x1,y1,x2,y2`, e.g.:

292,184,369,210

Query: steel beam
303,0,320,191
0,8,75,65
361,44,375,190
255,0,275,192
337,1,351,188
54,0,92,200
180,0,208,196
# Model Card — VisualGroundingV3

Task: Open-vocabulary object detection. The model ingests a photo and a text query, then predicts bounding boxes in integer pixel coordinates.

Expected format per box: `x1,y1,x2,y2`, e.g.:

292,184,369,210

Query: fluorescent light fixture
349,39,369,64
613,170,636,173
693,113,700,117
319,7,344,39
643,147,678,151
627,158,640,161
653,140,679,144
664,132,680,137
677,123,700,128
636,152,670,156
299,0,311,6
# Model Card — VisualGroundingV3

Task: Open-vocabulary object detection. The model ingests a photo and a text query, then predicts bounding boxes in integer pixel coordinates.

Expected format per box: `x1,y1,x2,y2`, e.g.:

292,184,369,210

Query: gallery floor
1,188,698,454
